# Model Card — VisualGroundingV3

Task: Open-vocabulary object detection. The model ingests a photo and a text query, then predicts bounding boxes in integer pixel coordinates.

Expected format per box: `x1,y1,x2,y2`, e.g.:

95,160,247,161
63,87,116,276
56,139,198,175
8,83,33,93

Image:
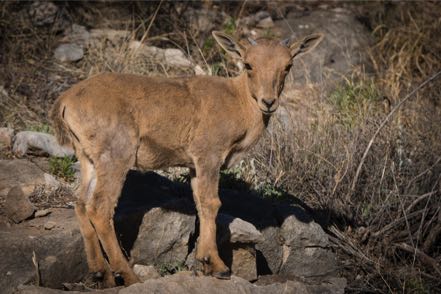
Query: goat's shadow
113,170,345,275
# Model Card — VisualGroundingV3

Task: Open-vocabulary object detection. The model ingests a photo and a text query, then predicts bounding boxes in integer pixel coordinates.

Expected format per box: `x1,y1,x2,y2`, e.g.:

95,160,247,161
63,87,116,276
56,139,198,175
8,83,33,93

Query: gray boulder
129,42,193,68
29,1,58,26
256,226,283,274
16,274,346,294
61,24,90,47
277,205,338,279
0,159,59,198
217,213,264,244
54,44,84,62
229,246,257,282
275,9,373,86
133,264,160,281
1,171,344,292
128,199,196,266
0,209,87,293
4,186,36,223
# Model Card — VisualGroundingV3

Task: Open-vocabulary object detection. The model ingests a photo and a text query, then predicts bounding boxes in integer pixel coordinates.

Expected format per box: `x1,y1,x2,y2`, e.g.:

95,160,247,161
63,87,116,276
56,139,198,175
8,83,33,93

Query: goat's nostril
262,98,275,108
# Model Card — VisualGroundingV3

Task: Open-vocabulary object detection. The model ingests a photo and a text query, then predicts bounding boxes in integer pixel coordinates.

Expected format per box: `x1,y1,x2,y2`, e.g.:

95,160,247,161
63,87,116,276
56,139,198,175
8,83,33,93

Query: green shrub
223,18,236,35
49,156,76,182
157,261,186,276
27,123,52,133
329,78,381,128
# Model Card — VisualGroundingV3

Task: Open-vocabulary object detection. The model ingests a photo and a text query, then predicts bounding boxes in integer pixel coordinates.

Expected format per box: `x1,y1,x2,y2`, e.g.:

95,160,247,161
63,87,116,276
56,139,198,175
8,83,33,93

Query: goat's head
212,31,323,115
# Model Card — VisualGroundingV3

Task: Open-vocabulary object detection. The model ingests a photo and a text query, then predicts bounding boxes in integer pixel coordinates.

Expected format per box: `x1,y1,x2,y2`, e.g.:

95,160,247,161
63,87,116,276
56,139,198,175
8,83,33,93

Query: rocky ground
0,146,346,293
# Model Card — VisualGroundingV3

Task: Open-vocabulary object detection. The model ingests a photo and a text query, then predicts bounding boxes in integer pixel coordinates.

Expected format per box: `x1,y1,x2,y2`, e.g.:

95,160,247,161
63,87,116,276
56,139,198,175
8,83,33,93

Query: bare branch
349,70,441,198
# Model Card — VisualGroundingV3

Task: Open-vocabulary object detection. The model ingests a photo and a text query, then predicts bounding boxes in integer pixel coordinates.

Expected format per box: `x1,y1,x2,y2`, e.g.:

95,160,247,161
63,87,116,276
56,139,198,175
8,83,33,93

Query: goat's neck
233,72,271,128
231,72,271,142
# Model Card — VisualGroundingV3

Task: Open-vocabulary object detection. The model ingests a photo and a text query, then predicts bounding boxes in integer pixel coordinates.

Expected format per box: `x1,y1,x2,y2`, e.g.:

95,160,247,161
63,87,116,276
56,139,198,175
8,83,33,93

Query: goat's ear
283,33,324,59
212,31,245,60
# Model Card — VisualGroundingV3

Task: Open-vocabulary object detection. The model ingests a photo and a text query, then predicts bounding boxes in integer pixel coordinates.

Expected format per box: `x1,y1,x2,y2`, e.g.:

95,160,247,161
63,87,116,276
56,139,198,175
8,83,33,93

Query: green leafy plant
49,156,76,182
257,180,287,200
27,123,52,133
220,166,250,192
223,17,236,35
202,36,215,54
329,78,381,128
157,261,186,276
211,62,223,76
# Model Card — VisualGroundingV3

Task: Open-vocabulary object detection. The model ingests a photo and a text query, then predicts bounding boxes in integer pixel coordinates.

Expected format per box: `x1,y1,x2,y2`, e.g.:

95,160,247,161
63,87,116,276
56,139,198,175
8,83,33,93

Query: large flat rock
0,209,87,293
16,273,346,294
2,171,345,292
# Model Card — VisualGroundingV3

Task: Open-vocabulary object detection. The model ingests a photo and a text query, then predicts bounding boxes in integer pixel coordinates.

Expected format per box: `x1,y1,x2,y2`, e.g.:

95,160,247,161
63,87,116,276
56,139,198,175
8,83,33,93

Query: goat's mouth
260,108,277,115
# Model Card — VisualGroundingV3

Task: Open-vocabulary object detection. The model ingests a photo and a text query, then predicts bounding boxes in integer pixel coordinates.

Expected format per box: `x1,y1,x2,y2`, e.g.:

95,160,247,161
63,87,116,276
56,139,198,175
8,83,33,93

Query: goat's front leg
190,166,230,279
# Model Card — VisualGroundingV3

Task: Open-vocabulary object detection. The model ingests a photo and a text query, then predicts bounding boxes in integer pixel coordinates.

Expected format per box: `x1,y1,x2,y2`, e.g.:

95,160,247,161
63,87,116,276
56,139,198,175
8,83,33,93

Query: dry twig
395,242,441,277
349,70,441,199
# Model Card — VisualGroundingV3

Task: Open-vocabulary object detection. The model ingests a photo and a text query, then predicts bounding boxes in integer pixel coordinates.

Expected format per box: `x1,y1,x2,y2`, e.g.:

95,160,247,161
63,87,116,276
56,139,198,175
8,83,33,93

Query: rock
238,11,271,27
13,131,74,157
16,273,346,294
0,209,87,293
164,49,192,68
88,29,131,46
194,65,207,76
61,24,90,47
29,1,58,26
128,198,196,266
229,246,257,282
274,9,373,86
256,275,347,294
279,208,328,248
35,209,51,218
256,226,283,274
257,16,274,29
54,43,84,62
44,173,61,190
277,205,338,278
4,186,35,223
120,274,341,294
2,171,344,292
133,264,160,281
44,221,56,230
129,41,193,68
217,214,263,244
0,159,49,197
0,127,14,148
183,8,219,35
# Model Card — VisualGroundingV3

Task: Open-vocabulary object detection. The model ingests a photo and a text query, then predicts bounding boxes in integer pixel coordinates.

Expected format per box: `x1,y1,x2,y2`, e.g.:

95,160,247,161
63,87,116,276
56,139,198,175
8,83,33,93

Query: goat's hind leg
75,153,115,287
85,154,140,286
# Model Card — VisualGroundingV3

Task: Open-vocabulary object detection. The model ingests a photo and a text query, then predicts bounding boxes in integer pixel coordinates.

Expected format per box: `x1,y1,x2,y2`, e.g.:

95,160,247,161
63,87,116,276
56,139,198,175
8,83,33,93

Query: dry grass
236,3,441,292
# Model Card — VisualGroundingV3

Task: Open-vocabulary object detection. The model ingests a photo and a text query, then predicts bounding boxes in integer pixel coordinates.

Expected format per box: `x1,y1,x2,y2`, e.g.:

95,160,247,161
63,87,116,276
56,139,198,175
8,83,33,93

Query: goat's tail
50,98,72,147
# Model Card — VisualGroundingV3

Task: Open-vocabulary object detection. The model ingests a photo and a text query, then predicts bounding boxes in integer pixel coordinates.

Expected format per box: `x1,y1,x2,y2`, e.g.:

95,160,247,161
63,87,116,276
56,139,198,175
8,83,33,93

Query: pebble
35,209,51,218
44,221,56,230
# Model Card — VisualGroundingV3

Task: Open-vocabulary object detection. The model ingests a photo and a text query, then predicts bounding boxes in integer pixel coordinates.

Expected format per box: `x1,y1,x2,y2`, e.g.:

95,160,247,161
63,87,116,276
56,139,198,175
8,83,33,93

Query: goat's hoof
113,272,124,286
213,269,231,280
92,271,104,281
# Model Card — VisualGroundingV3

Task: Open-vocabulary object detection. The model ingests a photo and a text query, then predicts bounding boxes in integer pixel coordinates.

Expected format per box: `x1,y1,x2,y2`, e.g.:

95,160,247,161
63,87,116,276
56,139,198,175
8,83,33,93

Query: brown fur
51,31,323,287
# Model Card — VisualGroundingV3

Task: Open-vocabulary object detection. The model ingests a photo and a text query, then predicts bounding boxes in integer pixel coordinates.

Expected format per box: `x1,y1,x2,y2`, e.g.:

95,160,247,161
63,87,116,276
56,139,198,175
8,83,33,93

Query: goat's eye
244,63,253,71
